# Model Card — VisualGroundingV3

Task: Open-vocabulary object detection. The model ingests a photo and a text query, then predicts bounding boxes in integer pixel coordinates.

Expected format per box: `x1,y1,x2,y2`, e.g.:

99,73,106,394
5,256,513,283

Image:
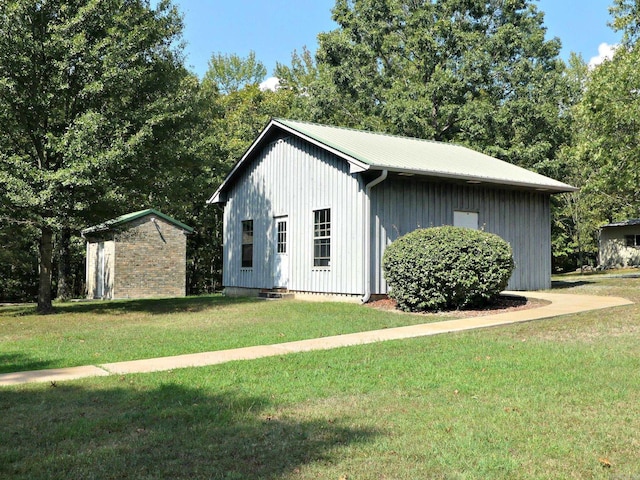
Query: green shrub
382,226,515,312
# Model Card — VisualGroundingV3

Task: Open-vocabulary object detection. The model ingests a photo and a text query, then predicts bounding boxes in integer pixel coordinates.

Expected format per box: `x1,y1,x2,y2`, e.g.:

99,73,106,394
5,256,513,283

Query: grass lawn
1,276,639,478
0,295,455,374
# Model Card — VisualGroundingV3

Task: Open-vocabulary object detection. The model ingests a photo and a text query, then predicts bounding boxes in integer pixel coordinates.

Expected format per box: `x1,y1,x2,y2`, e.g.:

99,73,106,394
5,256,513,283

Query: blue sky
168,0,621,79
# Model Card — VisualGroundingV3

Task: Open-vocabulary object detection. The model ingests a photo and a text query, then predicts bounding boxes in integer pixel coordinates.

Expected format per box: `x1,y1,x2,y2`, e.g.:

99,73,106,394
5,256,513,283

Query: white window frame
313,208,331,268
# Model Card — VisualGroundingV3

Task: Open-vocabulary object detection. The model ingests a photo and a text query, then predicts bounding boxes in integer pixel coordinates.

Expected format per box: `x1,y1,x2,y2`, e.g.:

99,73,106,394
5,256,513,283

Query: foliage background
2,0,640,303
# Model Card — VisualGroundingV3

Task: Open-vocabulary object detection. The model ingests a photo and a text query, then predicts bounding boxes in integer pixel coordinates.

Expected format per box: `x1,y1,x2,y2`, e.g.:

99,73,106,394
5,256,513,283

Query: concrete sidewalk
0,291,632,386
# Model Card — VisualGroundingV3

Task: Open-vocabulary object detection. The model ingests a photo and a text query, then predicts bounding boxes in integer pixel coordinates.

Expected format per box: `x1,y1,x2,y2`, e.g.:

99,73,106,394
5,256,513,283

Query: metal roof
601,218,640,228
81,208,193,236
208,119,577,203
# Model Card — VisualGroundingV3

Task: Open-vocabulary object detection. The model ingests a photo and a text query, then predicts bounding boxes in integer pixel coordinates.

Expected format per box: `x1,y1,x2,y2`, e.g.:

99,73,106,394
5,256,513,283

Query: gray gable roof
208,119,576,203
82,208,193,237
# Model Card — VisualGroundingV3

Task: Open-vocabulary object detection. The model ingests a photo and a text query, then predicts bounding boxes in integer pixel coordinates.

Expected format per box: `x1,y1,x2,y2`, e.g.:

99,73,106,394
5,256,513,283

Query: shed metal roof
208,119,576,203
601,218,640,228
81,208,193,236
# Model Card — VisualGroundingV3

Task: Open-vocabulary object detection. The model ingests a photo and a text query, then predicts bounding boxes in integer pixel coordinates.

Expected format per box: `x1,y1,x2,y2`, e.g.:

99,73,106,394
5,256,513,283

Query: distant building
599,219,640,268
82,209,193,299
209,119,576,299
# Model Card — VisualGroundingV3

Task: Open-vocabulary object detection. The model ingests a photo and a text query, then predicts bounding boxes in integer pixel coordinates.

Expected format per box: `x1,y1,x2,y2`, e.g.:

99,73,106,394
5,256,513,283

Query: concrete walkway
0,291,632,387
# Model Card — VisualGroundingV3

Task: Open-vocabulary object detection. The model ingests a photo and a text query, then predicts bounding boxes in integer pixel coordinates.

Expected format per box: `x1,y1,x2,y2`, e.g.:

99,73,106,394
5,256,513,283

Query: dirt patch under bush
367,294,549,317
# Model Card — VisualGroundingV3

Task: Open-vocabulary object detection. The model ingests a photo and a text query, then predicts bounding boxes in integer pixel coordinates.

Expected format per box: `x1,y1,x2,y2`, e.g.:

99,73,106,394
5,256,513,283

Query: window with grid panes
277,220,287,253
313,209,330,267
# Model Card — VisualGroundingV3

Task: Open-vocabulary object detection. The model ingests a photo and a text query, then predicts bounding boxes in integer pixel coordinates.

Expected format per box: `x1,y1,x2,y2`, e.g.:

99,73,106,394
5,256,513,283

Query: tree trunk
56,226,72,301
37,226,54,314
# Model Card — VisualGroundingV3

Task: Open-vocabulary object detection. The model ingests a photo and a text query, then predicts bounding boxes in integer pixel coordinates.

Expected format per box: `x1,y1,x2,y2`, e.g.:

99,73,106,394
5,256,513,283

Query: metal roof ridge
82,208,193,235
275,119,576,192
275,118,473,149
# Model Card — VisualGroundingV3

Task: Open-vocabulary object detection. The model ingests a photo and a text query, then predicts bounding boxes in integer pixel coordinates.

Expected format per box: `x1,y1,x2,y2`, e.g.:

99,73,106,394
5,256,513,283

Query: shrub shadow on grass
0,295,261,317
0,381,378,479
0,353,57,375
551,280,595,289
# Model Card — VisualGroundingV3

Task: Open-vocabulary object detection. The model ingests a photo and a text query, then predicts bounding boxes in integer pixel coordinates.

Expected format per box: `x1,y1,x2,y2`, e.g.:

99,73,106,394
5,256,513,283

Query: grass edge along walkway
0,291,632,387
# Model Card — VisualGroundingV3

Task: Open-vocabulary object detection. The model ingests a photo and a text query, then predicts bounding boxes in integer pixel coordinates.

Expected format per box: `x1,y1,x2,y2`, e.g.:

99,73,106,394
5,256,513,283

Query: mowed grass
1,276,639,478
0,294,453,373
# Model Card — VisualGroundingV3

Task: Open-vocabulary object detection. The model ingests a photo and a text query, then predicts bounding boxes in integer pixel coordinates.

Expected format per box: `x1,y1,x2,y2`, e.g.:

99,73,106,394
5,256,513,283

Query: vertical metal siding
371,179,551,293
223,136,364,294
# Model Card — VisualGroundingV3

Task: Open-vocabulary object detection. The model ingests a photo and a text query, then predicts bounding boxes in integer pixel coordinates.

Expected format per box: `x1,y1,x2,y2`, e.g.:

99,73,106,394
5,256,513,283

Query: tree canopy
0,0,193,312
312,0,571,169
3,0,640,305
571,45,640,223
205,51,267,94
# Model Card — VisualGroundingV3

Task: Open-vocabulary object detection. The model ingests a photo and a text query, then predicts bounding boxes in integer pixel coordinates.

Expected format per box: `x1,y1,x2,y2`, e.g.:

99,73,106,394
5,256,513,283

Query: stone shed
599,219,640,268
82,209,193,299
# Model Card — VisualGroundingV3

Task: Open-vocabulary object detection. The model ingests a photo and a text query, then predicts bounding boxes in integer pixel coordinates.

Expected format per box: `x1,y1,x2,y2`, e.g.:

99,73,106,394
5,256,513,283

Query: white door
273,217,289,288
96,242,105,298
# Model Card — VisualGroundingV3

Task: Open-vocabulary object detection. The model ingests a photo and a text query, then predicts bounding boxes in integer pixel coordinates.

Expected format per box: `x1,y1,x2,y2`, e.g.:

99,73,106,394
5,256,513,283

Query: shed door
96,242,105,298
273,217,288,288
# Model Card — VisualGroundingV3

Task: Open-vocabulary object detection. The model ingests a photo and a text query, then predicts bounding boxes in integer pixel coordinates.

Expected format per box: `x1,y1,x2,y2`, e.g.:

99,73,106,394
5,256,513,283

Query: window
625,235,640,248
277,220,287,253
241,220,253,268
313,208,331,267
454,211,479,230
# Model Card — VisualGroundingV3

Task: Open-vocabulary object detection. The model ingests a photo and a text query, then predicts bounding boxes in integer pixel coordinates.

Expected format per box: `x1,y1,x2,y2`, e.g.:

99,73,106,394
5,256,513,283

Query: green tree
274,47,322,121
0,0,191,312
554,0,640,269
544,53,598,271
573,45,640,224
0,222,39,302
205,51,267,94
313,0,570,169
610,0,640,46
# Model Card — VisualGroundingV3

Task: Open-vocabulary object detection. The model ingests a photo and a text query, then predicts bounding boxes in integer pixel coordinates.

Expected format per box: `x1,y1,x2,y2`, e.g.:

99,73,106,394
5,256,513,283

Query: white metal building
208,119,576,299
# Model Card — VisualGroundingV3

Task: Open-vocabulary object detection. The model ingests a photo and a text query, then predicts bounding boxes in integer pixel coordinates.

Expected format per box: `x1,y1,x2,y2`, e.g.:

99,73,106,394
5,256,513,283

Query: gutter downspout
362,169,388,303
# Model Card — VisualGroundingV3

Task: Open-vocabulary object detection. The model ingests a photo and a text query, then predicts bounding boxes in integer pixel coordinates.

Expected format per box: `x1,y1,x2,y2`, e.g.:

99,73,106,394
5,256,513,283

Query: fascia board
381,167,578,193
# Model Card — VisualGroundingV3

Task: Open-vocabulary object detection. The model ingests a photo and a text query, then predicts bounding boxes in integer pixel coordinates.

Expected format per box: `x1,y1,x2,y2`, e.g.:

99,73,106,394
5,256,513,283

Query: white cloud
259,77,280,92
588,43,618,69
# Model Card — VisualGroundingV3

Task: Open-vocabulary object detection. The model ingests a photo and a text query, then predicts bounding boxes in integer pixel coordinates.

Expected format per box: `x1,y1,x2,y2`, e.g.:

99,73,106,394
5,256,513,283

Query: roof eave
601,219,640,228
378,167,578,193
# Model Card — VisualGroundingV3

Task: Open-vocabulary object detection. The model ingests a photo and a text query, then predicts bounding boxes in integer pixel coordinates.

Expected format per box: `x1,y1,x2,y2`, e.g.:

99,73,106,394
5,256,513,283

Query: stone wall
113,215,187,298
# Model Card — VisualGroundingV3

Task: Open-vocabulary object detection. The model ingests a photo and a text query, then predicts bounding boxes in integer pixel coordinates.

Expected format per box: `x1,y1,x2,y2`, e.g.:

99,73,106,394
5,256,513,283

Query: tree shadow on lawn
0,353,58,374
1,295,262,317
0,381,378,479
